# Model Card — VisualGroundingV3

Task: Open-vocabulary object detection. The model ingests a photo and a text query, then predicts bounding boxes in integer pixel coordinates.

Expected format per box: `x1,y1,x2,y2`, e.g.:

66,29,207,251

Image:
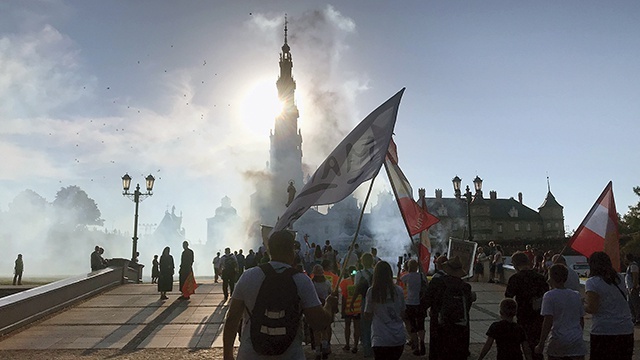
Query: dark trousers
372,345,403,360
590,333,634,360
222,271,236,298
13,272,22,285
521,317,544,360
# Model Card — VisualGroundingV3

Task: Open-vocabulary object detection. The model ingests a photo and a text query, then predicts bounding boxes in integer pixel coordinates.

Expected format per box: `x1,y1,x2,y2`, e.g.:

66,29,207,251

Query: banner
568,181,620,271
272,89,405,233
447,238,477,279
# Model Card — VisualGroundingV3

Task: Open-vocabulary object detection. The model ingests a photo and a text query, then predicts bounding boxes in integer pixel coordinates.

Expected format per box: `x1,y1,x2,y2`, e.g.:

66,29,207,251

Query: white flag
272,88,405,232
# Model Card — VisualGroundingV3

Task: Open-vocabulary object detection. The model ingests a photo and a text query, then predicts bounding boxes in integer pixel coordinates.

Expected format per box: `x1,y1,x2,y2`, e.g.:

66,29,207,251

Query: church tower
269,17,304,213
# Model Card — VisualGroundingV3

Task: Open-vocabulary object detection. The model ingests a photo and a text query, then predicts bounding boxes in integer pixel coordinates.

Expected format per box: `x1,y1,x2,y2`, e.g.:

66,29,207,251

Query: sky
1,1,639,263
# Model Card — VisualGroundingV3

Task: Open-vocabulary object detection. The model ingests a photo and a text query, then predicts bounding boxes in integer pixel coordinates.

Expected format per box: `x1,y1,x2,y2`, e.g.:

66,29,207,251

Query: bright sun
239,78,284,137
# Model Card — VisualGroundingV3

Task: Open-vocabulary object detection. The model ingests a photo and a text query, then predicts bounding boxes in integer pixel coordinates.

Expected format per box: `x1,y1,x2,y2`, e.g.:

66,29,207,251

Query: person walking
584,251,635,360
424,255,476,360
351,252,375,358
179,241,194,299
535,264,587,360
213,252,222,283
311,264,333,360
624,253,640,324
13,254,23,285
478,298,533,360
158,247,174,300
505,251,549,360
222,230,337,360
221,247,238,301
400,259,426,356
363,261,406,360
151,255,160,284
339,266,361,354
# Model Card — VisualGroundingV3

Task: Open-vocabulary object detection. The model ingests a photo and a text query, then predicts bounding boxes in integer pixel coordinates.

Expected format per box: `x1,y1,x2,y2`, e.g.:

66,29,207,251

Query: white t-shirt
364,285,406,347
233,261,322,360
400,272,422,306
585,275,634,335
540,288,586,357
564,268,581,292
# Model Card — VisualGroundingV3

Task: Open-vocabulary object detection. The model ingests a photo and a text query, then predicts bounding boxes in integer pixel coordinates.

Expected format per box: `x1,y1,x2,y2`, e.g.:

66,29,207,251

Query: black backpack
437,276,470,326
247,263,302,356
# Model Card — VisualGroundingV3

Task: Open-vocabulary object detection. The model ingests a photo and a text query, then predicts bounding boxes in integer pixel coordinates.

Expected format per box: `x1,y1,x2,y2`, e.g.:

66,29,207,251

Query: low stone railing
0,259,141,337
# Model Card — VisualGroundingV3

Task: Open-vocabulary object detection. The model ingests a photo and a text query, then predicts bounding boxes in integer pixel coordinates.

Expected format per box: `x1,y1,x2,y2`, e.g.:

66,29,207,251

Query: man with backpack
424,255,476,360
222,230,337,360
221,248,238,301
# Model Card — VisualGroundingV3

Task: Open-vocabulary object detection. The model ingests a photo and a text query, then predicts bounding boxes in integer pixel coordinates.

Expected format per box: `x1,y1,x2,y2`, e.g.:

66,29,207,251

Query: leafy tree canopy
52,185,104,226
8,189,48,215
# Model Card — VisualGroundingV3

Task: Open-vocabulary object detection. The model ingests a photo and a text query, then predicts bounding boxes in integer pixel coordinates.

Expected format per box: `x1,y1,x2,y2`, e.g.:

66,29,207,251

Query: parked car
573,262,590,277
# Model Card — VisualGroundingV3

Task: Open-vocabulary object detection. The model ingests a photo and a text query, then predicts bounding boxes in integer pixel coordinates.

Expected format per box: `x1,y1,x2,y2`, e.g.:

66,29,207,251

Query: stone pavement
0,280,639,358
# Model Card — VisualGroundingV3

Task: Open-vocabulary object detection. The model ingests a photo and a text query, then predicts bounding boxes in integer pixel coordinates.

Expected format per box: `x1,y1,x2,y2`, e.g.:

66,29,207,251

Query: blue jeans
360,316,373,357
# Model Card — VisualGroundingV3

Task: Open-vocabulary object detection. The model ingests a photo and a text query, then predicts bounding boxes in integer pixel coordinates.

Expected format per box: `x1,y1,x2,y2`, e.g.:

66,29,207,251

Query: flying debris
203,60,206,66
107,87,110,90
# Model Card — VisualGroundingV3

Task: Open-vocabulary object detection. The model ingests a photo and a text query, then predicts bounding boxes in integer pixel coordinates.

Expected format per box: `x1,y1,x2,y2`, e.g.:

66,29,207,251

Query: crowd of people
84,236,637,360
214,235,638,360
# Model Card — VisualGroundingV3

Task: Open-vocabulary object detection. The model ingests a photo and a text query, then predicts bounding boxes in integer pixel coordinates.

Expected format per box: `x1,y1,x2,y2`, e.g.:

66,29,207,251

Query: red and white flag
384,138,439,274
568,181,620,271
272,89,405,233
418,196,434,275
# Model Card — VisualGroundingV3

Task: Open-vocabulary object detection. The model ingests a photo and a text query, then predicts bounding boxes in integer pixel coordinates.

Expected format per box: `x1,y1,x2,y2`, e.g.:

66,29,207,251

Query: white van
572,262,590,277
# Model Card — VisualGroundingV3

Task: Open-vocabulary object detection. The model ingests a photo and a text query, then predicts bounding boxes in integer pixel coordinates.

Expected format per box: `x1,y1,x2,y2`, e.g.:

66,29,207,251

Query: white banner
272,88,405,233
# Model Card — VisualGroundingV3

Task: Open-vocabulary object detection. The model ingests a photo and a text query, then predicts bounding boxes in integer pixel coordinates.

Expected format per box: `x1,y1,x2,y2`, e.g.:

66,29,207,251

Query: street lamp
122,173,155,262
452,176,483,241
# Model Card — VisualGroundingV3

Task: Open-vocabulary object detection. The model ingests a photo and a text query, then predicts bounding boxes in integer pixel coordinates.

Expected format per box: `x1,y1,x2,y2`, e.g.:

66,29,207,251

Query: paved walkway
0,280,639,358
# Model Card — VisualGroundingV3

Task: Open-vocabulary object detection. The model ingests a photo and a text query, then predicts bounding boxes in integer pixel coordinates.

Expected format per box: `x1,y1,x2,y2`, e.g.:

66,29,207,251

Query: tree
620,186,640,256
8,189,48,217
52,185,104,226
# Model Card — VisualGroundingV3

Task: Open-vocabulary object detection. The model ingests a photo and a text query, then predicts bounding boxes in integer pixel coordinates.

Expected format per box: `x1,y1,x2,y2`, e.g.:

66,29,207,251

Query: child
478,298,532,360
535,264,586,360
312,264,332,360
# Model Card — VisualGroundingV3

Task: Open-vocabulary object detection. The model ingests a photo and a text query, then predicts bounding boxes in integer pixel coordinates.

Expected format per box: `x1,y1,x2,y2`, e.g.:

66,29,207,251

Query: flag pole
333,176,377,295
383,162,421,273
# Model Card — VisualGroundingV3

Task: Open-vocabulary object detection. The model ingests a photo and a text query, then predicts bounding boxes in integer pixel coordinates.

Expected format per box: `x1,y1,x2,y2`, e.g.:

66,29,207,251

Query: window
546,223,551,229
527,223,531,232
515,223,520,232
497,224,503,233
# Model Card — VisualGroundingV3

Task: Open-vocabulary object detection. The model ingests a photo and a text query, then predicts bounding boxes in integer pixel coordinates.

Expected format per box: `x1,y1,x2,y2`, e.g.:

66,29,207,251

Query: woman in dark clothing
158,247,174,300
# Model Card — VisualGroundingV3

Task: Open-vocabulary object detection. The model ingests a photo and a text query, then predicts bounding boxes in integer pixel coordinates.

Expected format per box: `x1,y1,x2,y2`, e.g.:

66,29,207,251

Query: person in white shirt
222,231,337,360
585,252,634,360
535,264,586,359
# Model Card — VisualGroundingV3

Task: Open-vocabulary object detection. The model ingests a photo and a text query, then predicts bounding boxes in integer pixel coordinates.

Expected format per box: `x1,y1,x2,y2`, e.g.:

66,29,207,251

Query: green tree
52,185,104,226
620,186,640,255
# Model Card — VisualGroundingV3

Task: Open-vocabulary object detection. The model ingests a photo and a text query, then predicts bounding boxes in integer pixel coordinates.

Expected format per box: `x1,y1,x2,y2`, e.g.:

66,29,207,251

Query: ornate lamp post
452,175,483,241
122,173,155,262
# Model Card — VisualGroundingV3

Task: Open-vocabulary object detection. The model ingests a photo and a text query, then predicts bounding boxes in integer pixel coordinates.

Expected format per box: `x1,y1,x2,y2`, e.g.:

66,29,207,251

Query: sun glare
239,78,283,137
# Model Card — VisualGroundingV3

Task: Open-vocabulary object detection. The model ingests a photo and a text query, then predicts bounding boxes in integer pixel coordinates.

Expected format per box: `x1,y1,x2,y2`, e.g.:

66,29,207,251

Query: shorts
405,304,426,332
474,263,484,274
496,263,504,274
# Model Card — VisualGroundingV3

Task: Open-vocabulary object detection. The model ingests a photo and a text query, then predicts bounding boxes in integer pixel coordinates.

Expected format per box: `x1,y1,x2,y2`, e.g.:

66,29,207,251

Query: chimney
489,190,497,200
435,189,442,199
518,192,523,203
418,188,426,202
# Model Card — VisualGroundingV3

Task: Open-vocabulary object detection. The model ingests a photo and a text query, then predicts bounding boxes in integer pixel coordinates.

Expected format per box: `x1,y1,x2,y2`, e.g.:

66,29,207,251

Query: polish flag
568,181,620,271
